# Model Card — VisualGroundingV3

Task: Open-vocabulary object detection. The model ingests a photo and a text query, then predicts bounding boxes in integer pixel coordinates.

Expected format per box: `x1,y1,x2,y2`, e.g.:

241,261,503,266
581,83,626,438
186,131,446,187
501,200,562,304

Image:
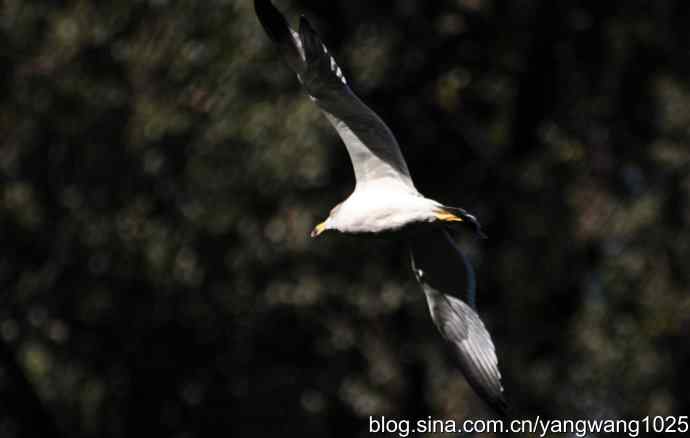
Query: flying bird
255,0,507,416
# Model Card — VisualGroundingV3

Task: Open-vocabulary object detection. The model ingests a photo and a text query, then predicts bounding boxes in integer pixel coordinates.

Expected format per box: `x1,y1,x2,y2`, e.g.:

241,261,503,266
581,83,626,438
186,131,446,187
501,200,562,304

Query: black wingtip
254,0,286,44
255,0,308,76
492,393,510,418
299,15,317,35
298,15,322,63
299,15,311,29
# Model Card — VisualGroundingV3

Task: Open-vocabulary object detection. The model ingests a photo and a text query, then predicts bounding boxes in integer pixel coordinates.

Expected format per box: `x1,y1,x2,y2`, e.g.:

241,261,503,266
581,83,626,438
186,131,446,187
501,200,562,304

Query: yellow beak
310,221,327,238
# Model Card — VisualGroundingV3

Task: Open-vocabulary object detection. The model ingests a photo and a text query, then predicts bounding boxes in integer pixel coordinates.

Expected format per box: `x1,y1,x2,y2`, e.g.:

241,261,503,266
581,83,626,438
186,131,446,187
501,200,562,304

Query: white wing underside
284,15,417,191
322,112,416,191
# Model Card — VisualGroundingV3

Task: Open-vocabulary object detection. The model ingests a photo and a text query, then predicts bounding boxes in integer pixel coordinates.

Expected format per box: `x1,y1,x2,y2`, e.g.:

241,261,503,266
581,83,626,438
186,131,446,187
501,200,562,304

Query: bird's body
325,185,441,235
255,0,506,416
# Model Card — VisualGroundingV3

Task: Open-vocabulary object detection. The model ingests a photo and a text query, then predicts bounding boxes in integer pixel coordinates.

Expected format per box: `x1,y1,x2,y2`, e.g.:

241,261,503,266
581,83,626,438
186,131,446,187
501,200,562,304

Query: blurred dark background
2,0,689,437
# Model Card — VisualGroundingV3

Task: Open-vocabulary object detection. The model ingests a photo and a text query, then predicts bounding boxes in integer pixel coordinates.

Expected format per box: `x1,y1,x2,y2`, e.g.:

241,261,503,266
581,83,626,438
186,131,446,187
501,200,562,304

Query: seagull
255,0,507,416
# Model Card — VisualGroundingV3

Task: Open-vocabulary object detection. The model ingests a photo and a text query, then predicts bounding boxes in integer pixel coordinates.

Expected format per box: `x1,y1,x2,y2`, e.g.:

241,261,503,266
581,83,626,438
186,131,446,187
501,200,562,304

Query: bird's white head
311,202,346,238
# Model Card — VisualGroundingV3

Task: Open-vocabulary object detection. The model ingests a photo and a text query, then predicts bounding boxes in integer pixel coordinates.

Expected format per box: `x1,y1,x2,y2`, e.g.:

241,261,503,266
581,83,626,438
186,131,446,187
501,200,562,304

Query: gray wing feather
410,241,507,417
255,0,416,190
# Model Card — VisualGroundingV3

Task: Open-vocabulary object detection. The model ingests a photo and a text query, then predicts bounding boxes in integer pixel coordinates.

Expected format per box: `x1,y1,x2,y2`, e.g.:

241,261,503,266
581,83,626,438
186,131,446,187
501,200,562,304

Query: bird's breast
335,190,438,234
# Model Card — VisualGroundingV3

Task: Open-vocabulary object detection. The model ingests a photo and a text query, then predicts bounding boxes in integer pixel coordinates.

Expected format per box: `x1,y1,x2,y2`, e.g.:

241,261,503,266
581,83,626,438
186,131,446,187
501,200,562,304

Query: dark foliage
1,1,689,437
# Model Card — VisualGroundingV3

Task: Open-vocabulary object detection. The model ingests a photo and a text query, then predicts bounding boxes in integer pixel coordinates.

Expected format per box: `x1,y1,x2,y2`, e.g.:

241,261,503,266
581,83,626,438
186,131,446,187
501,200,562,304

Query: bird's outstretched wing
255,0,416,191
409,231,507,417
